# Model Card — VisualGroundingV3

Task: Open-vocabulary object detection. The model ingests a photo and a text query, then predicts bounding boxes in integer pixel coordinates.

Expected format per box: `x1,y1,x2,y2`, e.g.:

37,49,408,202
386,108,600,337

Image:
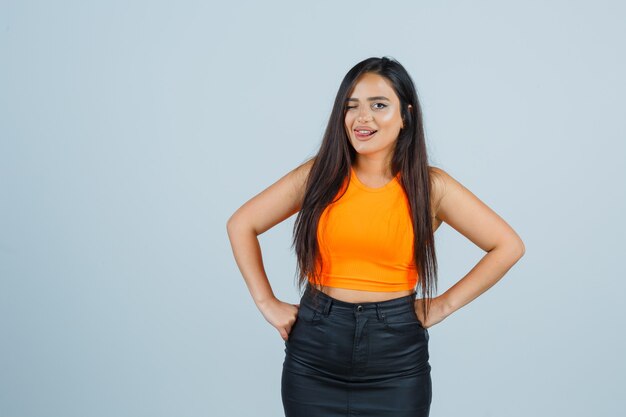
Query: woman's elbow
509,237,526,260
226,212,244,236
227,211,257,238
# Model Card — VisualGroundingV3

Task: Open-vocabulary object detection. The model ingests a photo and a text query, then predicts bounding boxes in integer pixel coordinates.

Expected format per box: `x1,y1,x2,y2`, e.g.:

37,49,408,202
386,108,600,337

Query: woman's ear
402,104,412,128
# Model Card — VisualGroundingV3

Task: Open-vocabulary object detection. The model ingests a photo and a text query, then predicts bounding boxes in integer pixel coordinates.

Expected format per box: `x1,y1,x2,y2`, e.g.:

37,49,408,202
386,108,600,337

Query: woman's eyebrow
347,96,390,102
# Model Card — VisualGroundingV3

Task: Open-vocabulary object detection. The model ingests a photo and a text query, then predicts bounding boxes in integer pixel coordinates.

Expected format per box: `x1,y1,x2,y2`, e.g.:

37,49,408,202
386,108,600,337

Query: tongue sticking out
356,130,377,138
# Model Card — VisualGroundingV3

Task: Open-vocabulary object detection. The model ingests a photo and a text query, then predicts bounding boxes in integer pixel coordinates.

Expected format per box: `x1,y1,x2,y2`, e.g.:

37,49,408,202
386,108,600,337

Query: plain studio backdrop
1,1,624,416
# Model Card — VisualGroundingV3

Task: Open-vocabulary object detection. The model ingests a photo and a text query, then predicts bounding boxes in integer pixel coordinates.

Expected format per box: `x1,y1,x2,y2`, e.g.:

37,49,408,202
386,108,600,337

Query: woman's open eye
373,103,387,110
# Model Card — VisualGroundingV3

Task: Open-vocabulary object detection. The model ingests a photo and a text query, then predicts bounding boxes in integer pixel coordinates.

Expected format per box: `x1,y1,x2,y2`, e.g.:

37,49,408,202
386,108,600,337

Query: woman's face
344,72,405,164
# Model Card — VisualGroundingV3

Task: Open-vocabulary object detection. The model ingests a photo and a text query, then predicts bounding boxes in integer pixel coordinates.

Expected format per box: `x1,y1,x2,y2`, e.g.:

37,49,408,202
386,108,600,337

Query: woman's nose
358,109,372,121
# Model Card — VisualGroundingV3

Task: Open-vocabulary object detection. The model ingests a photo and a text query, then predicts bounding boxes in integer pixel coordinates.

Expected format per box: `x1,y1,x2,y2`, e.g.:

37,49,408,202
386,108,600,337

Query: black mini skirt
281,284,432,417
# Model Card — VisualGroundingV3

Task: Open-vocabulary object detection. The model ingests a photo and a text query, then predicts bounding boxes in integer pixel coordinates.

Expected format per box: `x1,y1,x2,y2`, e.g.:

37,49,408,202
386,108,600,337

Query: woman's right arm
226,157,314,340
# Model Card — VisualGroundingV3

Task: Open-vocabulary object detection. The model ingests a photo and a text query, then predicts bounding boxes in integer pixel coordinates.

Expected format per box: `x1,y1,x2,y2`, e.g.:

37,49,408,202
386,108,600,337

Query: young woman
227,56,525,417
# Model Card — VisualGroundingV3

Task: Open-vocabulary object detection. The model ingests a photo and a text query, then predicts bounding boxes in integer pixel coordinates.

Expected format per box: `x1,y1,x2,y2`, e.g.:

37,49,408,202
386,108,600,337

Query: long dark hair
292,56,439,321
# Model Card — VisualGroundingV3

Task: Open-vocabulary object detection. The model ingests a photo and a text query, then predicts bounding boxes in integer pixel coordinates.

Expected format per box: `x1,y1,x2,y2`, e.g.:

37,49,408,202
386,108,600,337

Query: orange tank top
308,166,418,292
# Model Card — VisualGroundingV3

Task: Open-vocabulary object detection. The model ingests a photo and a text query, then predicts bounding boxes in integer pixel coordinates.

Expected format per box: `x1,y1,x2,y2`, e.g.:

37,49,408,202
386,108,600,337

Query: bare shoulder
290,157,316,201
428,165,447,224
227,156,316,235
428,165,471,221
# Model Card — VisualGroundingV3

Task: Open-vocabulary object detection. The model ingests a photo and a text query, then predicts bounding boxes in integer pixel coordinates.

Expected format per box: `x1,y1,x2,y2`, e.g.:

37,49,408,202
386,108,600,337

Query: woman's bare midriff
310,283,415,303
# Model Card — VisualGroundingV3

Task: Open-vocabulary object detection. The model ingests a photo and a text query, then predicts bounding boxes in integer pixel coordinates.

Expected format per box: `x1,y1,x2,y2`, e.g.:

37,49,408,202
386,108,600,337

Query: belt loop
323,297,332,317
375,304,383,321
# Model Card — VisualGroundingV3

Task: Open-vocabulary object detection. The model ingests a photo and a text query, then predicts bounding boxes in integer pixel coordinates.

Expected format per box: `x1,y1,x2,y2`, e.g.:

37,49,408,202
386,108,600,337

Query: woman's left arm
431,167,525,322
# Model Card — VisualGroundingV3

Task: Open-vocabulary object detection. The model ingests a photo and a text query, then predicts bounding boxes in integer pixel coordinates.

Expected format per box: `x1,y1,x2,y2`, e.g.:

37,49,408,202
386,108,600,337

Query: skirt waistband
301,284,417,318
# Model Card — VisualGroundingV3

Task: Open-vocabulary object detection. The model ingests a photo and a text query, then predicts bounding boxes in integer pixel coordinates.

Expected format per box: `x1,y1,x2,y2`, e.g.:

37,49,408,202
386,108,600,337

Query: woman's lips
354,130,377,140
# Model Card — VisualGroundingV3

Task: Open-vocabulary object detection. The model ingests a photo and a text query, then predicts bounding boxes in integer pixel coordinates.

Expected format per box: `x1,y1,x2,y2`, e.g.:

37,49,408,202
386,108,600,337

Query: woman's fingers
280,327,289,341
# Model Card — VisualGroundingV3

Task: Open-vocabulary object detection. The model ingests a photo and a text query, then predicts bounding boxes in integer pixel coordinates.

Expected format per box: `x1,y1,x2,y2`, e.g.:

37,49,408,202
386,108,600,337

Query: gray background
1,0,625,416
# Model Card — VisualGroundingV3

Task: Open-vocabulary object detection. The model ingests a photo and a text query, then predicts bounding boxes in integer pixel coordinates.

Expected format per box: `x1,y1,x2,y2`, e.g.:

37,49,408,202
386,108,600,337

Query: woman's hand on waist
258,297,300,341
414,296,449,329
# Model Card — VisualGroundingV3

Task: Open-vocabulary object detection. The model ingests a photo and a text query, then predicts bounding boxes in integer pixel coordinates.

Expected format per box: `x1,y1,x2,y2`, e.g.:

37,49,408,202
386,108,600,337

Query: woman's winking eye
345,103,388,110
